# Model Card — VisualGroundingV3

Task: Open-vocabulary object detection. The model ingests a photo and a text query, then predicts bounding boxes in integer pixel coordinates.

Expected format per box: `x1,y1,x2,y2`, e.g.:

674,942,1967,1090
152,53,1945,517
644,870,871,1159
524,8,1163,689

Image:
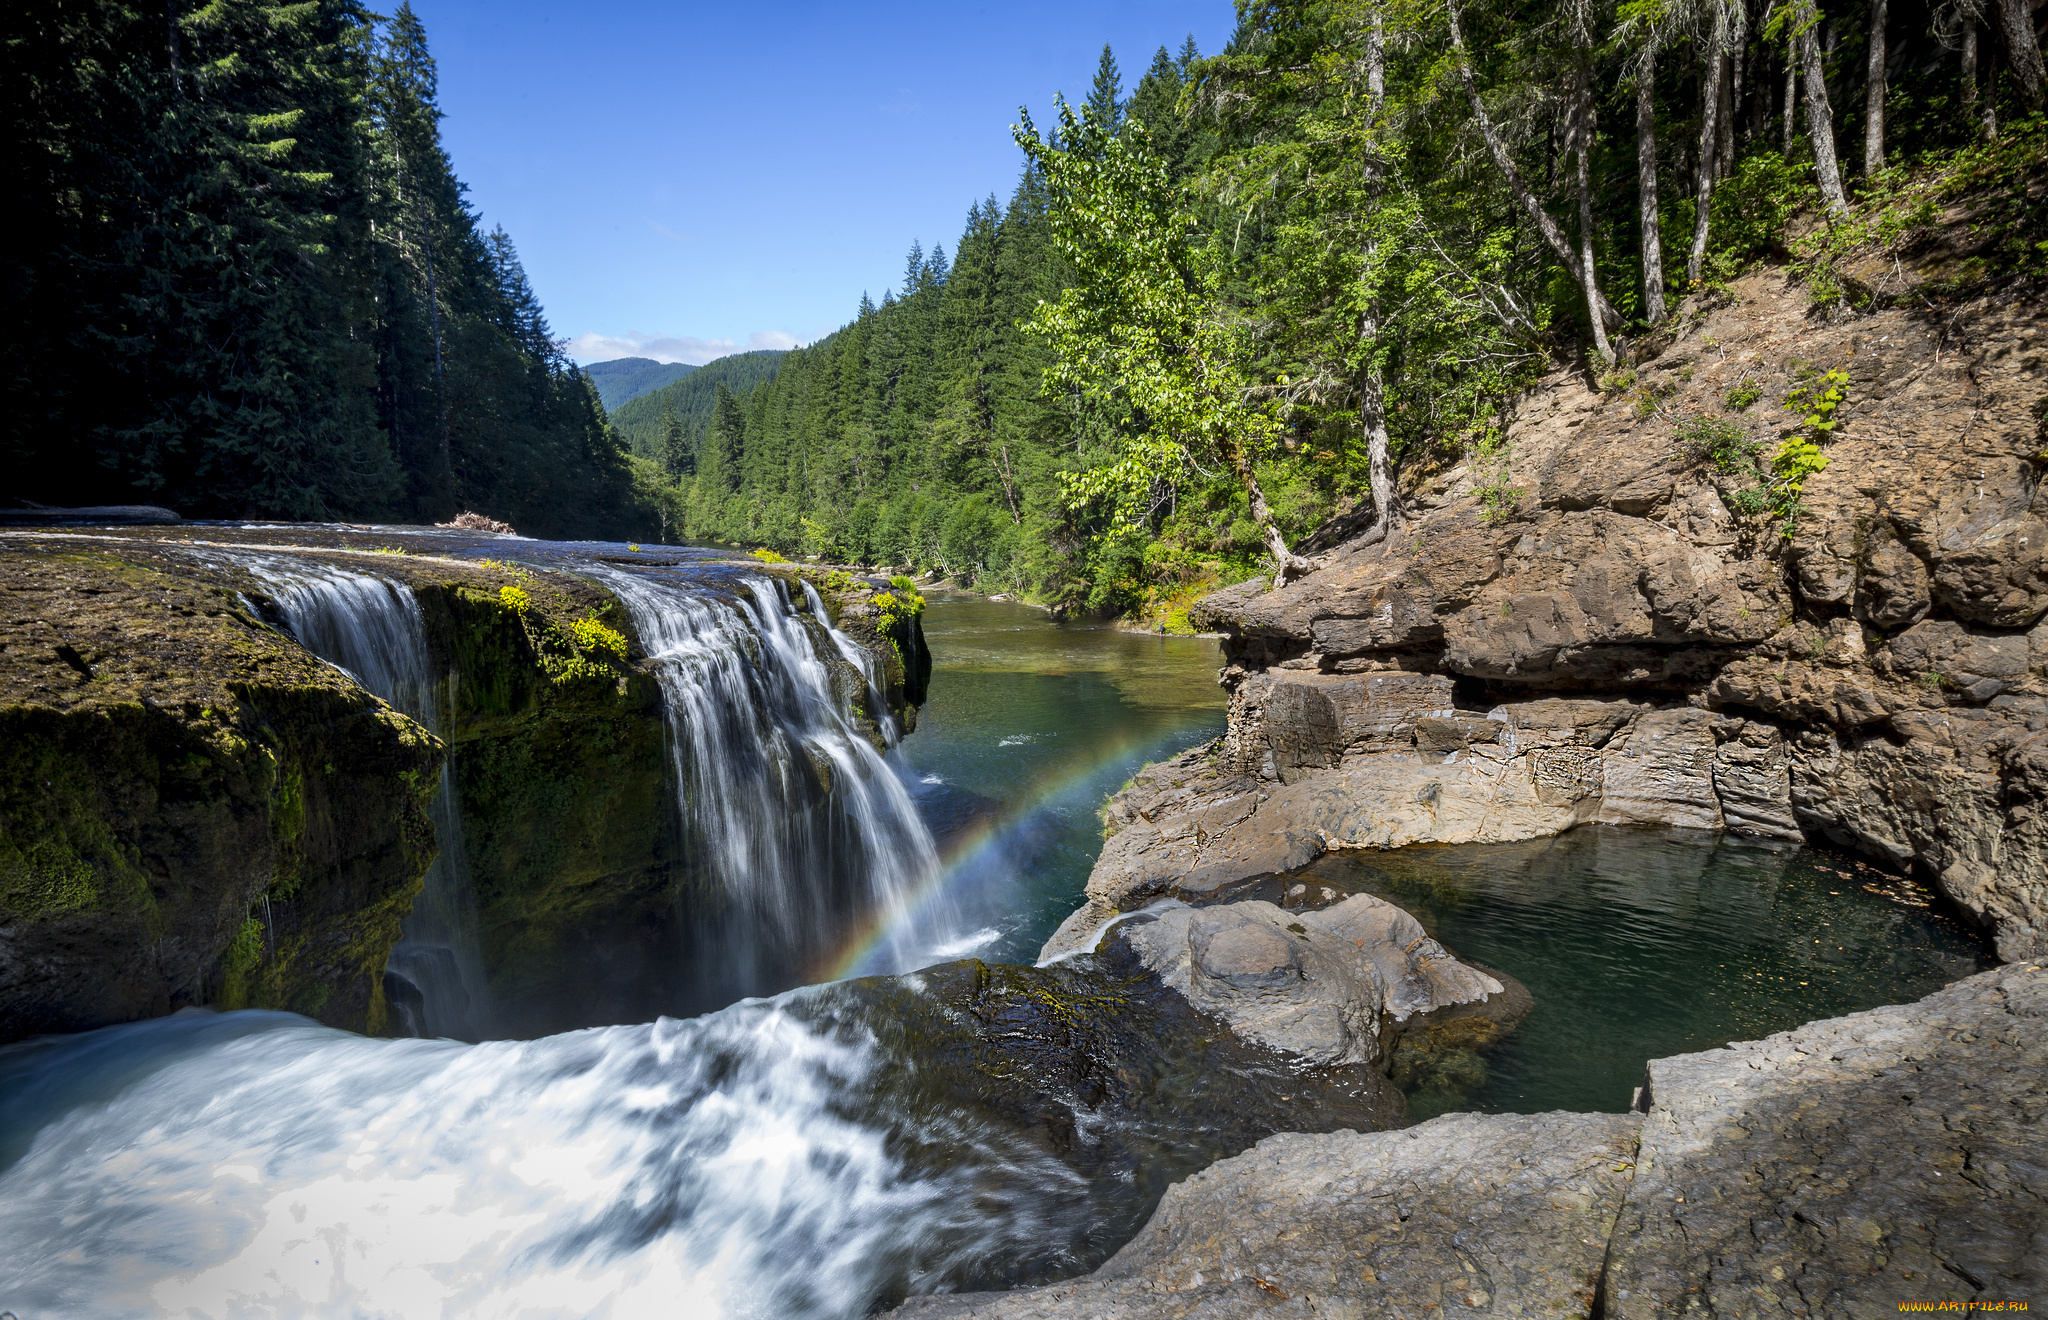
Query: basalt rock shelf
888,961,2047,1319
0,527,929,1042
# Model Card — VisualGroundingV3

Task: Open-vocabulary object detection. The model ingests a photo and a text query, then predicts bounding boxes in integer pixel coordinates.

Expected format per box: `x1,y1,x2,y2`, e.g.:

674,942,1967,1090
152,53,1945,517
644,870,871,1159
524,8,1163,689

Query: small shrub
1709,151,1814,266
1478,482,1522,523
752,547,789,564
499,585,532,614
1675,414,1759,474
1784,368,1850,436
1724,381,1762,411
821,569,858,593
566,616,628,660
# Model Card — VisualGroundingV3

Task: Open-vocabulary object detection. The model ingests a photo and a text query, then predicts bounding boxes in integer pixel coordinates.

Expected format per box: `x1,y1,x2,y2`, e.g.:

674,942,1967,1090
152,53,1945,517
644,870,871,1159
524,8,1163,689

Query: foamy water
0,996,1085,1319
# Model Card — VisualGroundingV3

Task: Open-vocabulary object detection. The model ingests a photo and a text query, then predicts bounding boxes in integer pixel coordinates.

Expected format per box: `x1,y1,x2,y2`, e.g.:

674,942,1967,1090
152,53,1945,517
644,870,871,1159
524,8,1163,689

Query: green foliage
565,617,628,660
1723,381,1763,411
499,585,532,614
751,548,789,564
1784,368,1850,436
1675,414,1759,474
1708,152,1815,268
3,2,642,536
223,917,265,976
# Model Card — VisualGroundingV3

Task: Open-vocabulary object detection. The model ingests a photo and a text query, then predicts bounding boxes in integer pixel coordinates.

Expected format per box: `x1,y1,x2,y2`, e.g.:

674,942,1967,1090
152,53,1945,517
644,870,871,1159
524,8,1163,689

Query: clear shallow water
896,593,1227,965
1239,826,1993,1118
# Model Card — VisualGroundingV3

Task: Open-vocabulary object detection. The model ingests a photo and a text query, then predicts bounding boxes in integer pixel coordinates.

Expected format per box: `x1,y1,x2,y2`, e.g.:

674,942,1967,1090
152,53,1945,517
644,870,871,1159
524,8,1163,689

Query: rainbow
816,715,1219,983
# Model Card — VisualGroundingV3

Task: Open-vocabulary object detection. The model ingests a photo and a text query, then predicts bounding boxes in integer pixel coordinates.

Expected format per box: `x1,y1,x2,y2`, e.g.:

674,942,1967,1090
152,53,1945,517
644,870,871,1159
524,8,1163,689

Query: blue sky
409,0,1236,365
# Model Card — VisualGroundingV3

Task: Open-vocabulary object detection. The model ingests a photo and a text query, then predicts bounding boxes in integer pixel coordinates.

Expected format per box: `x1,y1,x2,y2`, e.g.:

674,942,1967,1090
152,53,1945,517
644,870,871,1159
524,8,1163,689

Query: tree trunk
1717,52,1737,176
1226,434,1313,578
1993,0,2047,111
165,0,184,100
1798,11,1853,214
1357,5,1396,546
1573,78,1615,364
1446,0,1624,331
1637,52,1668,325
1783,56,1799,153
1688,5,1729,286
1864,0,1888,175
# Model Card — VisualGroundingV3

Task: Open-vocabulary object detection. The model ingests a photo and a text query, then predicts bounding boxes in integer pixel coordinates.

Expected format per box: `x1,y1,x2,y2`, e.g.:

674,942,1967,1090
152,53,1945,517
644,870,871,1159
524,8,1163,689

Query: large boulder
1103,894,1514,1069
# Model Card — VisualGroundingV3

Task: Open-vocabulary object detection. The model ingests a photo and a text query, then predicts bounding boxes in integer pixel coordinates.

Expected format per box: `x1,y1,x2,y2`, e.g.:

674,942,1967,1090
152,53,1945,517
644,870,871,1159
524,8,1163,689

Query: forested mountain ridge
4,0,644,539
585,358,699,411
609,351,789,464
647,8,2044,623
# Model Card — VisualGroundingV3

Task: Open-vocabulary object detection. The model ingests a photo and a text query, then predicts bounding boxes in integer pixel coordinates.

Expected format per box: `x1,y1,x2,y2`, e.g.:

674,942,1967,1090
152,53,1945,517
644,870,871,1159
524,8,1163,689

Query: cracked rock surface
885,963,2045,1319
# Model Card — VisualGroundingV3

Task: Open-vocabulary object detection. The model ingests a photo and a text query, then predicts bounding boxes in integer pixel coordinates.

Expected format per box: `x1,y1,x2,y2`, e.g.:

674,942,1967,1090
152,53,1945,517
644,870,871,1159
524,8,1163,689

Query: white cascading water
241,556,492,1040
591,567,955,994
0,999,1088,1320
801,579,899,749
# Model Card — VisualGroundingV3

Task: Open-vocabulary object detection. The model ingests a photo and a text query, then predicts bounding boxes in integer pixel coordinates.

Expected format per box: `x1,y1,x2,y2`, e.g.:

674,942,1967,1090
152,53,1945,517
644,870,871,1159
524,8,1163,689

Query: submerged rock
1103,894,1517,1070
807,948,1407,1301
883,961,2047,1318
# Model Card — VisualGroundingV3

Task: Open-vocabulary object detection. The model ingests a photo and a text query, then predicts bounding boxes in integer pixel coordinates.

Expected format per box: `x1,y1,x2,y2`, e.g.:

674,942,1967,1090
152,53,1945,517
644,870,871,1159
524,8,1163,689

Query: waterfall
592,568,952,1003
242,556,492,1040
801,579,897,749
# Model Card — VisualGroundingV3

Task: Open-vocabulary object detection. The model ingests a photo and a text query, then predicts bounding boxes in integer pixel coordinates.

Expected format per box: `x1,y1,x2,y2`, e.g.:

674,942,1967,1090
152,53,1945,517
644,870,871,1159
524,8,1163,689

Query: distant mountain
583,357,698,411
611,350,787,459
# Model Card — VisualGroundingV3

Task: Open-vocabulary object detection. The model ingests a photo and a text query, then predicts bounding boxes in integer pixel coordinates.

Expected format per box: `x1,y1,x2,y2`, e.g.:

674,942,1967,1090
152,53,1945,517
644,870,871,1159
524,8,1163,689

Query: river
0,550,1994,1318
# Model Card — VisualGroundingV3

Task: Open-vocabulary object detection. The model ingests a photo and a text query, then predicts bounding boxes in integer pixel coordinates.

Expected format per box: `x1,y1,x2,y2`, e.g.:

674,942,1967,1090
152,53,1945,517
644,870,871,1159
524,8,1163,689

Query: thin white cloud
567,330,809,366
646,219,694,243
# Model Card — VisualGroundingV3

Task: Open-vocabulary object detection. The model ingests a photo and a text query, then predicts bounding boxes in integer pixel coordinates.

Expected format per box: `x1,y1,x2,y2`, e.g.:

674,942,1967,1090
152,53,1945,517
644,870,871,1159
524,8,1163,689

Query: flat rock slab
887,1111,1643,1319
1605,960,2048,1317
888,965,2047,1320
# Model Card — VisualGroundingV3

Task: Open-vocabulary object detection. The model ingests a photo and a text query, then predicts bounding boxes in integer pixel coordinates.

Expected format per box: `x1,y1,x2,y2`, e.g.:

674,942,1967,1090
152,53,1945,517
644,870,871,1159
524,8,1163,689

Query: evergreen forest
7,0,2043,611
5,0,644,538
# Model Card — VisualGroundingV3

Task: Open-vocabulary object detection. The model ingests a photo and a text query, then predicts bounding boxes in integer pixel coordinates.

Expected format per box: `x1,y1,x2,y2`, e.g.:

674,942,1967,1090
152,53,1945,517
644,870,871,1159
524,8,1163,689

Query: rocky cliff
0,531,921,1042
1053,265,2048,963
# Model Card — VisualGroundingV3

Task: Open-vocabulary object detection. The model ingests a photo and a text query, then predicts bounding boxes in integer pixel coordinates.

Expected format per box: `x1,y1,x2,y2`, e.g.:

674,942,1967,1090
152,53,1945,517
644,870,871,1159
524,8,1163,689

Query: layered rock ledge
0,530,919,1041
889,960,2046,1318
1054,268,2048,962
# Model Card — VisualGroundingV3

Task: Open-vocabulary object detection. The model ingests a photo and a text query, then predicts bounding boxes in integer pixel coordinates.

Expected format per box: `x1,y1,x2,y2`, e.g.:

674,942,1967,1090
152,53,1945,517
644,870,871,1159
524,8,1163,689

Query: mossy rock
0,543,442,1042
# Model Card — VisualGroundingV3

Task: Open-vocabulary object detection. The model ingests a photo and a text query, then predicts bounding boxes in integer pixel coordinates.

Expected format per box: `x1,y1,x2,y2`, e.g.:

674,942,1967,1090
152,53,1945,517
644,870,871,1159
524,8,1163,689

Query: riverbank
1052,256,2048,968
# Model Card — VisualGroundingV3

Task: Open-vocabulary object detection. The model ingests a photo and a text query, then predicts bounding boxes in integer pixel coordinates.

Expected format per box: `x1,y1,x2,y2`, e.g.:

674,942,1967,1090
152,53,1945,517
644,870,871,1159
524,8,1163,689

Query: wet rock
1104,895,1510,1068
0,543,443,1040
1606,961,2048,1315
886,1111,1642,1319
886,963,2047,1320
